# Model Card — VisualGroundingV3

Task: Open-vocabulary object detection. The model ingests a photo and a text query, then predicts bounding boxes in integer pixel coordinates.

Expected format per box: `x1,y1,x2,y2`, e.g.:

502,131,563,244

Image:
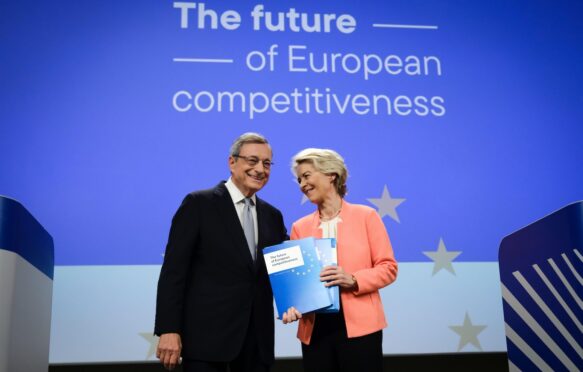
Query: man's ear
228,156,236,171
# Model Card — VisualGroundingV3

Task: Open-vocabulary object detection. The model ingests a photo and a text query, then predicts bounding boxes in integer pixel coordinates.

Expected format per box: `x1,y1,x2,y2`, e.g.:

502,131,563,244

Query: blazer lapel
214,183,254,271
309,211,323,239
335,200,347,252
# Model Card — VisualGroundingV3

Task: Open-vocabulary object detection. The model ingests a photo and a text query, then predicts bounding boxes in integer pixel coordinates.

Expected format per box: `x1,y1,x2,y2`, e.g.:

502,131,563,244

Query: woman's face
296,162,336,205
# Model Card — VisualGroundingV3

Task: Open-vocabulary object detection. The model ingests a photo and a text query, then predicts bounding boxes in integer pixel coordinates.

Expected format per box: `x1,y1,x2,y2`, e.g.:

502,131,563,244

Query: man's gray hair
230,132,270,156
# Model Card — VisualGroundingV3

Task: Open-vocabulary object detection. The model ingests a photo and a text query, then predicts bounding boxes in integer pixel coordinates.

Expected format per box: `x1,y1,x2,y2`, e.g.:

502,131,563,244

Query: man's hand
156,333,182,370
282,306,303,324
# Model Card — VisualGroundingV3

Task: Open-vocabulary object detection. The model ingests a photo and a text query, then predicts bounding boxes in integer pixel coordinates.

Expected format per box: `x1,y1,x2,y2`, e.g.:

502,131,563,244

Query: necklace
319,207,341,221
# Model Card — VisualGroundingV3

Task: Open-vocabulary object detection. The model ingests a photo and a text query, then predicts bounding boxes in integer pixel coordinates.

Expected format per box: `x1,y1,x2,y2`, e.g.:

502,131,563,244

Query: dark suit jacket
154,181,288,363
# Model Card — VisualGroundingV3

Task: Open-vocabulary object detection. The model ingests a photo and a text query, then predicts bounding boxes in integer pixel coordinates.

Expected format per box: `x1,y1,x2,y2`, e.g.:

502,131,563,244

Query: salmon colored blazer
290,200,398,345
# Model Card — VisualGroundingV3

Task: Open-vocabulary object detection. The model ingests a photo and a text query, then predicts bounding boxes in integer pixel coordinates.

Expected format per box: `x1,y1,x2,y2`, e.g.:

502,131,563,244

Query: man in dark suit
154,133,288,372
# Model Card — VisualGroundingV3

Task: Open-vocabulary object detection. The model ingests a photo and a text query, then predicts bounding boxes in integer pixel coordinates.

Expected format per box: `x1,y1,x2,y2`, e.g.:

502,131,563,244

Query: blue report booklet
315,238,340,313
263,237,332,318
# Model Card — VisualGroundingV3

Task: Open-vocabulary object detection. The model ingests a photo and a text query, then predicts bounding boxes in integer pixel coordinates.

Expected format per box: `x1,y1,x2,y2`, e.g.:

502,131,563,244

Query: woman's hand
320,265,357,289
282,306,302,324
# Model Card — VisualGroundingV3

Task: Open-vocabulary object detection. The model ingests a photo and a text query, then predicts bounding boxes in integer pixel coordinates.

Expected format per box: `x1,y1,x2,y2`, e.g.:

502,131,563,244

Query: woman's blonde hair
291,148,348,197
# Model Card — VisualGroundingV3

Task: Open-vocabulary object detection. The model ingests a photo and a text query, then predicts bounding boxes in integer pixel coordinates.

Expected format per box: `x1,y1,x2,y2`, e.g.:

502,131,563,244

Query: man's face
229,143,272,197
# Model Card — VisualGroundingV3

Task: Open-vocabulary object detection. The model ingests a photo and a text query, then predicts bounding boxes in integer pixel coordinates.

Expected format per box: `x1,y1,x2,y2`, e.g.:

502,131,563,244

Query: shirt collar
225,178,257,205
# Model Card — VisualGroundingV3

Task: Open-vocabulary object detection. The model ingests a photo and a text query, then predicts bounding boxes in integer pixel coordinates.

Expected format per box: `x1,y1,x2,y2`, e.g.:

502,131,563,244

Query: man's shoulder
185,182,225,199
175,183,226,209
187,188,215,199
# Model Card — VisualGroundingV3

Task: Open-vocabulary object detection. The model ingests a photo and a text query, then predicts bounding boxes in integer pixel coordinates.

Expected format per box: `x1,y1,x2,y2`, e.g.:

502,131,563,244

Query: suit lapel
256,197,275,250
256,197,275,272
214,183,255,271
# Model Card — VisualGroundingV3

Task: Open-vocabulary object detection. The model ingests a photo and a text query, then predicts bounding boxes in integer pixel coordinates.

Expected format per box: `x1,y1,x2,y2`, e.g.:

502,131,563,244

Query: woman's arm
351,209,398,294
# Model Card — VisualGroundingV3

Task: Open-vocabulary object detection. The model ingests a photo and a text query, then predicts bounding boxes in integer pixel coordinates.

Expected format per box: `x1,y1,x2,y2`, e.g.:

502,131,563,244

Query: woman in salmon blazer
282,148,398,372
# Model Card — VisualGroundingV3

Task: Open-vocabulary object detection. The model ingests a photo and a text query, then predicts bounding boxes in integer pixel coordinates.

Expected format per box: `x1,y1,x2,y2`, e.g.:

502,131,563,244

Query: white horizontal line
372,23,438,30
173,58,234,63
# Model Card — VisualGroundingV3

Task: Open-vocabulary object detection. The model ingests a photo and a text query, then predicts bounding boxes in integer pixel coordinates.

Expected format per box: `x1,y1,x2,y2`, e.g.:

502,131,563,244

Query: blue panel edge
0,195,54,279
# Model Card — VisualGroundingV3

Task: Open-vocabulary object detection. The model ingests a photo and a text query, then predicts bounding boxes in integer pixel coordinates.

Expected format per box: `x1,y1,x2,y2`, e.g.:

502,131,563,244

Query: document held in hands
263,237,332,318
315,238,340,313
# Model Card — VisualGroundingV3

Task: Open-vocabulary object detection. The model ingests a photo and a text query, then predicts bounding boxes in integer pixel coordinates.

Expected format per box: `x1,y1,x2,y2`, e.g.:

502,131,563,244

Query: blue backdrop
1,0,582,362
2,0,581,266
